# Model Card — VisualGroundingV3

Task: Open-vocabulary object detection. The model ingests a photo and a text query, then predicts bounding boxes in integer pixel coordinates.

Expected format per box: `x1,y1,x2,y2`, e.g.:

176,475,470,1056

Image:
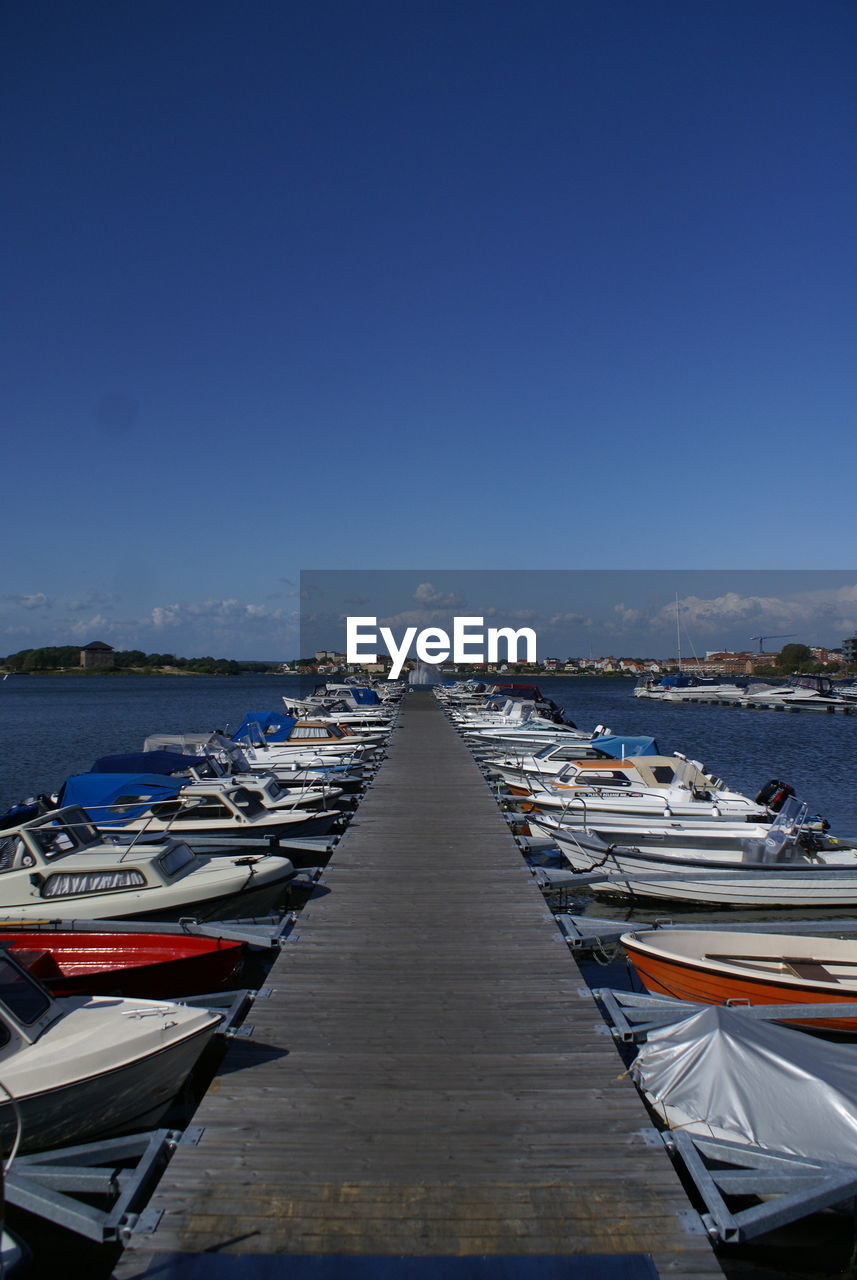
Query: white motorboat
482,734,655,787
543,800,857,906
0,806,296,921
142,733,369,791
230,713,385,768
739,675,848,709
503,754,770,824
0,947,221,1153
633,674,747,701
58,772,341,841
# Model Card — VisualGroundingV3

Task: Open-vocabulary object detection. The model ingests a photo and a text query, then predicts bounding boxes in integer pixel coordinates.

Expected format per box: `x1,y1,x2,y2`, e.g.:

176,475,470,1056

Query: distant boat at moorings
621,928,857,1030
634,674,748,701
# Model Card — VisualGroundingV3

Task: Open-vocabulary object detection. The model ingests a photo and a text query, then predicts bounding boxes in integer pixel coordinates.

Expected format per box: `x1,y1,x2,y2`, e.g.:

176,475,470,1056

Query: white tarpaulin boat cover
631,1004,857,1165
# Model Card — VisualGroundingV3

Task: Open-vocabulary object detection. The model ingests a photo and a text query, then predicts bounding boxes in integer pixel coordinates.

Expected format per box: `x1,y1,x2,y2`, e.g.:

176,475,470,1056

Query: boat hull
0,1018,217,1153
553,836,857,907
623,937,857,1030
1,929,246,998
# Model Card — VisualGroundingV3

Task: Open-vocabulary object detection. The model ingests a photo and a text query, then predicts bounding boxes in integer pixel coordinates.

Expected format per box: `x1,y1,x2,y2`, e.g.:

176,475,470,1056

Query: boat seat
783,957,835,982
705,952,836,983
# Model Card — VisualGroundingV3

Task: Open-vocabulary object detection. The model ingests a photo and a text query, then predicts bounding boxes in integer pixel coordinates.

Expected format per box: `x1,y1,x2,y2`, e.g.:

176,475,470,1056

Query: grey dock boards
115,693,723,1279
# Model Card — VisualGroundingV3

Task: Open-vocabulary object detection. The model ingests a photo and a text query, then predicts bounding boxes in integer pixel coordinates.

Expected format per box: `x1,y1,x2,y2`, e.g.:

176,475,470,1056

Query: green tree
777,643,813,672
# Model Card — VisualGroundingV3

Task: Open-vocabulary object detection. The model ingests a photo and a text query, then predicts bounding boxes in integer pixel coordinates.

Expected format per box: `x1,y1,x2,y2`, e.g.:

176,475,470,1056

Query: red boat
0,927,246,998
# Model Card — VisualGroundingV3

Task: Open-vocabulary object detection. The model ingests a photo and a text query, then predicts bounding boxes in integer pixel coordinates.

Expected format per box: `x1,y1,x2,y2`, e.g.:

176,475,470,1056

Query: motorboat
502,754,770,824
543,799,857,906
482,735,658,787
283,683,400,727
0,806,296,921
56,772,341,841
621,927,857,1031
634,674,747,701
91,749,345,809
0,948,222,1153
230,712,385,766
739,674,849,710
0,924,247,998
141,733,369,792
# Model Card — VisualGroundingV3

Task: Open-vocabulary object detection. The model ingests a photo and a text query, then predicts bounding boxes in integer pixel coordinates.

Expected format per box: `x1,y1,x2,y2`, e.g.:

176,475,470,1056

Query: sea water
2,673,856,838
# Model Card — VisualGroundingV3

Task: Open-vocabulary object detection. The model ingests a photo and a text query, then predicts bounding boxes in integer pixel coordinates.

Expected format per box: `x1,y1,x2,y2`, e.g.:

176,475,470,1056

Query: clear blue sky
4,1,856,658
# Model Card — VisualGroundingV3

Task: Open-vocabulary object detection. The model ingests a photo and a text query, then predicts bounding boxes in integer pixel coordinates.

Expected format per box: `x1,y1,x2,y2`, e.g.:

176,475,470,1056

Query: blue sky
4,1,856,658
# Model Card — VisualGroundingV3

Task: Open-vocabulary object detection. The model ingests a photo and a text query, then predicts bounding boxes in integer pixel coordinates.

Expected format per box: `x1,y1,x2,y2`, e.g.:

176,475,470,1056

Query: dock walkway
116,693,722,1277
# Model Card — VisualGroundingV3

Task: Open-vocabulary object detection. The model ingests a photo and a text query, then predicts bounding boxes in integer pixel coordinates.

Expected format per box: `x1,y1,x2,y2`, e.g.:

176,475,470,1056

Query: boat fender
663,808,672,818
711,806,721,817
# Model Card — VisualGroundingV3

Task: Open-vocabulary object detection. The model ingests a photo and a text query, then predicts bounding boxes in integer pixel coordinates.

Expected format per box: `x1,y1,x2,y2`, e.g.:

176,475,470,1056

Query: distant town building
80,641,114,669
705,650,777,675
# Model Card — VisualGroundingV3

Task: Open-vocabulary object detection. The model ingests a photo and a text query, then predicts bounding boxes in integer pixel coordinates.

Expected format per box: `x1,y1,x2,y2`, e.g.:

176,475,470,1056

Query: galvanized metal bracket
5,1127,182,1243
665,1130,857,1244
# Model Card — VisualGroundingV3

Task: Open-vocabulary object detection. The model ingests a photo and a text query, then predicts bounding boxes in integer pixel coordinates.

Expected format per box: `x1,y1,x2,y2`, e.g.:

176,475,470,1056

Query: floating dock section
116,694,722,1278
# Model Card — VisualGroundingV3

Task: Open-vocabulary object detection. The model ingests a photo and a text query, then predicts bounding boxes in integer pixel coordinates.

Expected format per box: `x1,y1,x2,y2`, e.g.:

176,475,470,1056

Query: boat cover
591,735,658,758
631,1004,857,1164
57,773,183,823
347,686,381,705
230,712,297,744
90,751,205,775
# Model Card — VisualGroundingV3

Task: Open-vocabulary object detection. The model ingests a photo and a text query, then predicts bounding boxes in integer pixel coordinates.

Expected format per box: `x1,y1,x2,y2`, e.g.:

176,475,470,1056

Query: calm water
3,674,854,1277
3,672,856,837
0,673,309,811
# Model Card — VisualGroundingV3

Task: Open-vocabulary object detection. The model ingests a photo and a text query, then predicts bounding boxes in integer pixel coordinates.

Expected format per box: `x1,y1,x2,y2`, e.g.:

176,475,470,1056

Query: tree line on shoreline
0,646,278,675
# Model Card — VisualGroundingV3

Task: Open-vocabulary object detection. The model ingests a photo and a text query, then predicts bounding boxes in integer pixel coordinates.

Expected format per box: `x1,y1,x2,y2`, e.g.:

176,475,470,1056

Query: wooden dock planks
115,693,722,1278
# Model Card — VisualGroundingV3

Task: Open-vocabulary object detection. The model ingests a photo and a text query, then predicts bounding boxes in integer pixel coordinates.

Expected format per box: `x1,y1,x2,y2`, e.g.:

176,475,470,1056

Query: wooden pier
115,694,722,1278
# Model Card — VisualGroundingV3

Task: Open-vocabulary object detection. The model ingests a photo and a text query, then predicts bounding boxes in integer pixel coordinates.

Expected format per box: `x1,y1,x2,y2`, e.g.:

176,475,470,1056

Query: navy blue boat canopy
347,686,380,705
90,751,204,775
58,773,184,824
231,712,297,744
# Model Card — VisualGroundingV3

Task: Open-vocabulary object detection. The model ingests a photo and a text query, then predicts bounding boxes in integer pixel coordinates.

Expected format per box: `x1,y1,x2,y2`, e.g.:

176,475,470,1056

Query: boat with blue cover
56,771,341,840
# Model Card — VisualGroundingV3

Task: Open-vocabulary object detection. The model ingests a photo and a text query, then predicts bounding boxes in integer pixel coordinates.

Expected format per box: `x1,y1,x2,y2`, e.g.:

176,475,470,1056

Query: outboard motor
754,779,796,813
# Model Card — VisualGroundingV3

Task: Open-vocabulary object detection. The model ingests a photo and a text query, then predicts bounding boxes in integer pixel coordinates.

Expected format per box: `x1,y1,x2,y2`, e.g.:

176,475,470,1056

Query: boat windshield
29,809,100,858
0,953,52,1024
228,787,265,816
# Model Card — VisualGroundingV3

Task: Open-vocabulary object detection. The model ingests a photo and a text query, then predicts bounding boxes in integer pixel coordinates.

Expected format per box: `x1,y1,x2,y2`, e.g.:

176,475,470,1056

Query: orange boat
621,928,857,1031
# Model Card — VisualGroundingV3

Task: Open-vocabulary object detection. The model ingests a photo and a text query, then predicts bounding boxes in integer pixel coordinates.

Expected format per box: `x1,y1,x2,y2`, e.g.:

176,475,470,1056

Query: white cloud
6,592,52,610
67,590,117,613
412,582,464,609
151,598,287,628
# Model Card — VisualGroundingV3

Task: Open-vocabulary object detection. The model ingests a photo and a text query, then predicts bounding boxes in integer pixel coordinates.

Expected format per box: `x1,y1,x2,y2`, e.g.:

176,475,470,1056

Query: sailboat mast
675,593,681,672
